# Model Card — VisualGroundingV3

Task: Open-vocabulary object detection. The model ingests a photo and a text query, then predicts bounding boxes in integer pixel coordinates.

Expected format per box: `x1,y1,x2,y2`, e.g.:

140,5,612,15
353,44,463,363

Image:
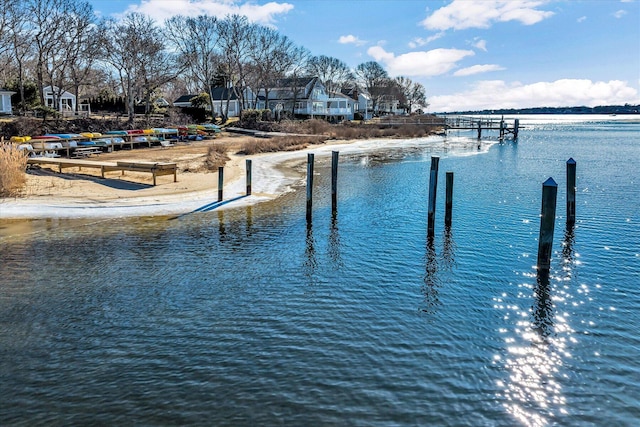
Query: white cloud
577,16,587,23
429,79,639,112
121,0,294,25
339,34,366,46
421,0,554,31
472,38,487,51
613,9,627,18
408,32,445,48
454,64,505,76
367,46,474,77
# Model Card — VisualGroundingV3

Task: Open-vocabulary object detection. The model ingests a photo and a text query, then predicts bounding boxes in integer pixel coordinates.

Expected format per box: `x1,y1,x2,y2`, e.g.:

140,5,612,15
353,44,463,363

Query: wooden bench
27,158,177,186
115,161,178,186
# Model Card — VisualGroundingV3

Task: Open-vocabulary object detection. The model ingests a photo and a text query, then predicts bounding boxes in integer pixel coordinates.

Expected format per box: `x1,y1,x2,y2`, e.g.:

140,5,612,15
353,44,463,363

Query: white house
342,87,373,119
0,89,16,115
259,77,355,121
43,86,76,112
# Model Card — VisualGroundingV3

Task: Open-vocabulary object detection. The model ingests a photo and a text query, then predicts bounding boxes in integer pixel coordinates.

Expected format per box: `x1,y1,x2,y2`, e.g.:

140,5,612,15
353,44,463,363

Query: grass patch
205,143,231,170
239,135,326,155
0,143,28,197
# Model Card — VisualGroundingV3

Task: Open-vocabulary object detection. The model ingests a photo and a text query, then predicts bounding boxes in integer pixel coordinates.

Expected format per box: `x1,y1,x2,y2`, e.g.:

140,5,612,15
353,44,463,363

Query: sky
88,0,640,112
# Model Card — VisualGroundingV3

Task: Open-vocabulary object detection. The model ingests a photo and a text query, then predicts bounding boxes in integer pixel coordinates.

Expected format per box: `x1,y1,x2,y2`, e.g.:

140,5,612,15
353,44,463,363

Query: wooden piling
445,171,454,227
218,166,224,202
513,119,520,139
427,156,440,237
477,121,482,140
306,153,314,223
499,116,505,140
331,151,339,212
537,177,558,270
246,159,252,196
566,158,576,224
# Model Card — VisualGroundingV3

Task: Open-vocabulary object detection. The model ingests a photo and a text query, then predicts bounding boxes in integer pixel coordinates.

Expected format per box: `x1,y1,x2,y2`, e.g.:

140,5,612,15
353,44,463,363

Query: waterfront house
342,86,373,119
174,87,258,118
259,77,356,121
0,88,16,115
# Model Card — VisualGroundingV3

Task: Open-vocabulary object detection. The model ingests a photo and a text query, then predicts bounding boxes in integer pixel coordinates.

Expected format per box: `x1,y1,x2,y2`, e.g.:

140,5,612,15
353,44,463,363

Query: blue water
1,117,639,426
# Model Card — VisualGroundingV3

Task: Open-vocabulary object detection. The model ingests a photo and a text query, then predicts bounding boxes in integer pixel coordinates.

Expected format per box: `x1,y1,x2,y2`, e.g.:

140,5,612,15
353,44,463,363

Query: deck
27,158,178,186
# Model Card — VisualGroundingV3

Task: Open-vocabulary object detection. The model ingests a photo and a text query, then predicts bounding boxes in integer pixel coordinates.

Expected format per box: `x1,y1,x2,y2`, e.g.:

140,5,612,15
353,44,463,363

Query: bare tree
165,14,220,114
249,26,300,111
285,46,311,117
217,14,254,120
27,0,71,107
1,0,32,112
102,13,166,122
63,1,100,113
307,55,354,94
395,77,427,113
355,61,391,115
0,0,17,57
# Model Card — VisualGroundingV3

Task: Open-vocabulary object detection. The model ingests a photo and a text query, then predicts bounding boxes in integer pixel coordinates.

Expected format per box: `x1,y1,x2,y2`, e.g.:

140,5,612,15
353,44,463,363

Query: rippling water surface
1,117,639,426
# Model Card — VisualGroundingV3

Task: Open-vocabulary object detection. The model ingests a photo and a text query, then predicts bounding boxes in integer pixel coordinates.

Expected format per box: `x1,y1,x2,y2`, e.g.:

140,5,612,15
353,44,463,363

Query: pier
440,115,520,140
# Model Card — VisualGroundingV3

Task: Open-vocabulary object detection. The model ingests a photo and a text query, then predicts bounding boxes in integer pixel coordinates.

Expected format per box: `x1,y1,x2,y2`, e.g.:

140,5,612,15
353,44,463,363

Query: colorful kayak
10,136,31,143
44,133,82,139
80,132,102,138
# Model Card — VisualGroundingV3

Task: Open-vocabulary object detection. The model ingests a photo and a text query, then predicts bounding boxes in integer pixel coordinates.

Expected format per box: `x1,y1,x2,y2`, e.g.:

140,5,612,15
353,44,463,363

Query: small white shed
0,89,16,115
43,86,76,112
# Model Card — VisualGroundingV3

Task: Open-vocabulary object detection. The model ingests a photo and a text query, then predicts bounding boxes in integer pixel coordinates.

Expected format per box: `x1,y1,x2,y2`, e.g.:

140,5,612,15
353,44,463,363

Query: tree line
0,0,428,122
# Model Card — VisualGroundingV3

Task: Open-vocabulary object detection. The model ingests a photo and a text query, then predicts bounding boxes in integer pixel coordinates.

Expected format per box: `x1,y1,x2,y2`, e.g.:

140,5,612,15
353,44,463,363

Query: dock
27,158,177,186
440,115,520,140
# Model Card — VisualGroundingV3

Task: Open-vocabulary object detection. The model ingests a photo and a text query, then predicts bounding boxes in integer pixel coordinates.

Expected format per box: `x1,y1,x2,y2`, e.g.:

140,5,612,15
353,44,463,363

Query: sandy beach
0,133,453,219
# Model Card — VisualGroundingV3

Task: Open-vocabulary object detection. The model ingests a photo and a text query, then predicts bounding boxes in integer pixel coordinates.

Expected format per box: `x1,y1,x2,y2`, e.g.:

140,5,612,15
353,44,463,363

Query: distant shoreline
437,104,640,116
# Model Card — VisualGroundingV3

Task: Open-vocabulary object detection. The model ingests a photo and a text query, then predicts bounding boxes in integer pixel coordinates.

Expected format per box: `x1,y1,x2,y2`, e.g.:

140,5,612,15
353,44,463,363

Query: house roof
210,87,242,100
174,87,246,105
270,76,318,90
329,91,356,101
174,94,196,104
43,86,74,98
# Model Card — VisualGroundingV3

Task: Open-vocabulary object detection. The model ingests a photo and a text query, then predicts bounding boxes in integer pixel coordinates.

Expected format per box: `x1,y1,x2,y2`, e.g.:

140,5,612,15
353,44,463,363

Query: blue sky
88,0,640,112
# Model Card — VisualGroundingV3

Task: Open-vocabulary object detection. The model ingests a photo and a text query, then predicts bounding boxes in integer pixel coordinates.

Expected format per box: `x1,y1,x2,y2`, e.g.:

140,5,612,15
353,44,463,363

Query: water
1,116,639,426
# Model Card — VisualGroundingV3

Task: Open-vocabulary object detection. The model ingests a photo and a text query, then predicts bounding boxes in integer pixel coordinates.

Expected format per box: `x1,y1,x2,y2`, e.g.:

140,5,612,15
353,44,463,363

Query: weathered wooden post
445,171,454,227
331,151,339,212
513,119,520,139
218,166,224,202
246,159,252,196
499,116,505,140
427,156,440,237
306,153,314,223
566,158,576,224
477,121,482,140
537,177,558,270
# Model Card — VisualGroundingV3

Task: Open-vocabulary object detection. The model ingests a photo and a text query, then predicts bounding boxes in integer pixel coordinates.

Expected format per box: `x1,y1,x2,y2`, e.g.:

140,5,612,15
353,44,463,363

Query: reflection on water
421,236,440,313
562,223,576,271
304,223,317,284
442,226,456,271
218,210,226,240
499,270,574,426
327,212,342,268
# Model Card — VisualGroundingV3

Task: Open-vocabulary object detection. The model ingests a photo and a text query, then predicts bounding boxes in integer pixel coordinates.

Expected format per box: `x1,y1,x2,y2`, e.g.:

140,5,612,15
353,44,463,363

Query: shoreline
0,134,478,220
